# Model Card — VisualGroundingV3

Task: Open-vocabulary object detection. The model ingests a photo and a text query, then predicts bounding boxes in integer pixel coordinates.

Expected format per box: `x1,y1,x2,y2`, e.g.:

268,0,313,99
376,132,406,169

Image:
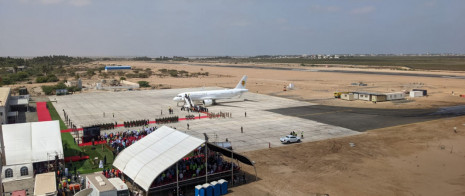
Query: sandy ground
7,61,465,195
93,61,465,109
231,116,465,196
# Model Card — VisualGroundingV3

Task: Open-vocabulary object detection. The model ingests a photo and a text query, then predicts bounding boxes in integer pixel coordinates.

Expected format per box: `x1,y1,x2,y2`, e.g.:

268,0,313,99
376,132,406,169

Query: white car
280,135,301,144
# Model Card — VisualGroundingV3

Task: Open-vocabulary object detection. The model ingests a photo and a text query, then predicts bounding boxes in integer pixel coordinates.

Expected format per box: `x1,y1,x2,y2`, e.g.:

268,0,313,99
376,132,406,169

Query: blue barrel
218,179,228,195
195,185,204,196
211,181,220,196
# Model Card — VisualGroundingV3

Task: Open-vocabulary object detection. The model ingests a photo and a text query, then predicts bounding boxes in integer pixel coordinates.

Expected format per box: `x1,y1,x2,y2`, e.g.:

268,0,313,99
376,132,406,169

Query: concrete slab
50,88,360,152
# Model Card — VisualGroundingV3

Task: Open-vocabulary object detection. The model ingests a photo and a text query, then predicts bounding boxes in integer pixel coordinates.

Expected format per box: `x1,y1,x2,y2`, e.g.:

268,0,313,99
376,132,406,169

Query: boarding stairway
184,95,195,108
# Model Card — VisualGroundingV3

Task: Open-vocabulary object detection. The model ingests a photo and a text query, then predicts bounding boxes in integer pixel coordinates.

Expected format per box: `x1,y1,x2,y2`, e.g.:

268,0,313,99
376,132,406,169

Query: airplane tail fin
235,75,247,89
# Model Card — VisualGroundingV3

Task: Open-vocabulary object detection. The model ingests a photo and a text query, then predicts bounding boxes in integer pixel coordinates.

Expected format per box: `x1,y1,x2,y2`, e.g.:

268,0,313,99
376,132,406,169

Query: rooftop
86,173,117,192
0,87,10,107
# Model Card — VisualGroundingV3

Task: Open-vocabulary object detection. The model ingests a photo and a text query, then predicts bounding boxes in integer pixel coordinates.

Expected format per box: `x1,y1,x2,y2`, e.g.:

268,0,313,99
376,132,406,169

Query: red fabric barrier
36,102,52,121
64,155,90,162
78,140,107,147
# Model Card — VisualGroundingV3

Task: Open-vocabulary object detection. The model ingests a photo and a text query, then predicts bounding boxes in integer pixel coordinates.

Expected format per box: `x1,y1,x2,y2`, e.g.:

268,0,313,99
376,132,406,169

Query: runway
267,105,461,132
177,63,465,79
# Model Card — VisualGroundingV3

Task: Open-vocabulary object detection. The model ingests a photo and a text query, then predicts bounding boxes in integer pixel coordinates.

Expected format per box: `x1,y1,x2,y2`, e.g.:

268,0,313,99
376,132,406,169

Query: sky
0,0,464,57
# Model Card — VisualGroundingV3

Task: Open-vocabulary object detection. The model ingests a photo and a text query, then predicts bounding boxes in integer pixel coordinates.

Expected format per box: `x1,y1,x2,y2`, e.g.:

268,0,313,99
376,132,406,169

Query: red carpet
64,155,90,163
36,102,52,121
78,140,107,147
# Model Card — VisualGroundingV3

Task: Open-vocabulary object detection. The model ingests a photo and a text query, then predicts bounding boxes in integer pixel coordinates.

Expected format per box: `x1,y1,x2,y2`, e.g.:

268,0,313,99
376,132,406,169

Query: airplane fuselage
173,75,248,106
174,88,248,102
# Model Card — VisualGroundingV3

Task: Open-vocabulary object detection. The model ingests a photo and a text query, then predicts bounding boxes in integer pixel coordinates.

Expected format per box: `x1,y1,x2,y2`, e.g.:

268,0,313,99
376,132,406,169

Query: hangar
113,126,255,195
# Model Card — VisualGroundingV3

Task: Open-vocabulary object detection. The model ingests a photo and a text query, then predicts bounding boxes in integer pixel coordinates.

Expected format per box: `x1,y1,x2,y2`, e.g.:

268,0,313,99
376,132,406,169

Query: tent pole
176,162,179,196
231,150,234,186
205,142,208,183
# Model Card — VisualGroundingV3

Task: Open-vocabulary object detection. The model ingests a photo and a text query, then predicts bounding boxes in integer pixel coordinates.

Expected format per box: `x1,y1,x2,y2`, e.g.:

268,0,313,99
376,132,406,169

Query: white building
0,87,11,125
385,92,406,101
1,121,64,182
409,91,423,98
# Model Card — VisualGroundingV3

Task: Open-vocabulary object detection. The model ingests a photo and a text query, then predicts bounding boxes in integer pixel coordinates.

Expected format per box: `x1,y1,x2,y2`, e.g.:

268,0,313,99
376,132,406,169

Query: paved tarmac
177,62,465,79
267,105,445,132
51,88,465,152
50,88,359,152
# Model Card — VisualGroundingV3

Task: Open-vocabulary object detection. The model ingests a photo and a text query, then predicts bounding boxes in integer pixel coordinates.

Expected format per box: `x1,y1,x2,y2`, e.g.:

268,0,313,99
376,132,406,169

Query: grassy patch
69,144,115,174
61,132,81,157
46,101,115,174
47,101,68,130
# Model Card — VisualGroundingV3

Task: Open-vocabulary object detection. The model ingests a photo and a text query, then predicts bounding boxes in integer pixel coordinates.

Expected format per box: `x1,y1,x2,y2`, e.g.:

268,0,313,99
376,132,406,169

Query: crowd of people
104,126,157,155
124,119,149,128
102,168,122,179
152,150,240,187
155,116,179,124
185,114,196,120
181,105,208,113
87,122,117,130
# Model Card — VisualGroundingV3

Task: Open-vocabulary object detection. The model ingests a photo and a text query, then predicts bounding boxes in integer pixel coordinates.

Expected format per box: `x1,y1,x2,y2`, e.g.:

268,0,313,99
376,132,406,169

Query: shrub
47,75,59,82
138,81,150,88
168,69,178,77
41,85,55,95
36,76,48,83
138,73,148,78
55,82,67,89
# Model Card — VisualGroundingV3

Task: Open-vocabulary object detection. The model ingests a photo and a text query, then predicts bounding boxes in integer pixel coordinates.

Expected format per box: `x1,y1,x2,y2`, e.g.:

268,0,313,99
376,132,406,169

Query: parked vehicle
280,135,301,144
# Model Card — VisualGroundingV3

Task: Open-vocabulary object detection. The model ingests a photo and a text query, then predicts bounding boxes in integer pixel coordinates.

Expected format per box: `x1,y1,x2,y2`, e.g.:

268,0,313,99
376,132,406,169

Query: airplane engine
202,99,213,106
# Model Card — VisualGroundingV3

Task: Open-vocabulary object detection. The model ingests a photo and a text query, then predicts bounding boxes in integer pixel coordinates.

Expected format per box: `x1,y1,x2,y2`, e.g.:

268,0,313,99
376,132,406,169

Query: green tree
46,75,59,82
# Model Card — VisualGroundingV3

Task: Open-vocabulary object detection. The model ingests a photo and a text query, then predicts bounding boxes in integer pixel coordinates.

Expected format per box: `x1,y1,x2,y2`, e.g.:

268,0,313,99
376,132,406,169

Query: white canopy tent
2,120,64,165
113,126,205,191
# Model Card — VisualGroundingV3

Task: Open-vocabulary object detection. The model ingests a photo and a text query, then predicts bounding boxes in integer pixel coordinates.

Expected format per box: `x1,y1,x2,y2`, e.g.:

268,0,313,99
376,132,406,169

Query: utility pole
203,133,209,183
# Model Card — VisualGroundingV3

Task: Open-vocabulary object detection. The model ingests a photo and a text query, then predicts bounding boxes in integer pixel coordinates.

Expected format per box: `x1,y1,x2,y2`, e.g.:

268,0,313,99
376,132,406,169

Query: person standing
187,123,190,130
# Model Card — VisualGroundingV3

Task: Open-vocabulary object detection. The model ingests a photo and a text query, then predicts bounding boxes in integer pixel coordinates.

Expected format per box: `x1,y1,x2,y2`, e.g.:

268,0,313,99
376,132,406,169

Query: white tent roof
113,126,205,191
34,172,57,196
2,120,64,165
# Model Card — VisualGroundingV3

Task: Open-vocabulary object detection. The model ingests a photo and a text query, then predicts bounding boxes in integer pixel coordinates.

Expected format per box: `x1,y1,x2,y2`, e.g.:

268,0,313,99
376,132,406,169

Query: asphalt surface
267,105,465,132
178,63,465,79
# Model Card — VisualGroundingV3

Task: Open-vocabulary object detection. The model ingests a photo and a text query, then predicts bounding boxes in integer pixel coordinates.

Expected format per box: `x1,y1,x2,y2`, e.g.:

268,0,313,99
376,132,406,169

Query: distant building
65,78,82,89
385,92,405,101
105,65,131,72
0,87,11,124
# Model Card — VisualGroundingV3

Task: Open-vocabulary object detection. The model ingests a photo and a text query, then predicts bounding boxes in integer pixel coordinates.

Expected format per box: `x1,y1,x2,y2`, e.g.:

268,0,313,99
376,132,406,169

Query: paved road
268,105,465,132
175,62,465,79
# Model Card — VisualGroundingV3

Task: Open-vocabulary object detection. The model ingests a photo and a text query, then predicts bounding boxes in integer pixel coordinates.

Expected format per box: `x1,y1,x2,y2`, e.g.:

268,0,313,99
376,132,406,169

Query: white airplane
173,75,248,106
